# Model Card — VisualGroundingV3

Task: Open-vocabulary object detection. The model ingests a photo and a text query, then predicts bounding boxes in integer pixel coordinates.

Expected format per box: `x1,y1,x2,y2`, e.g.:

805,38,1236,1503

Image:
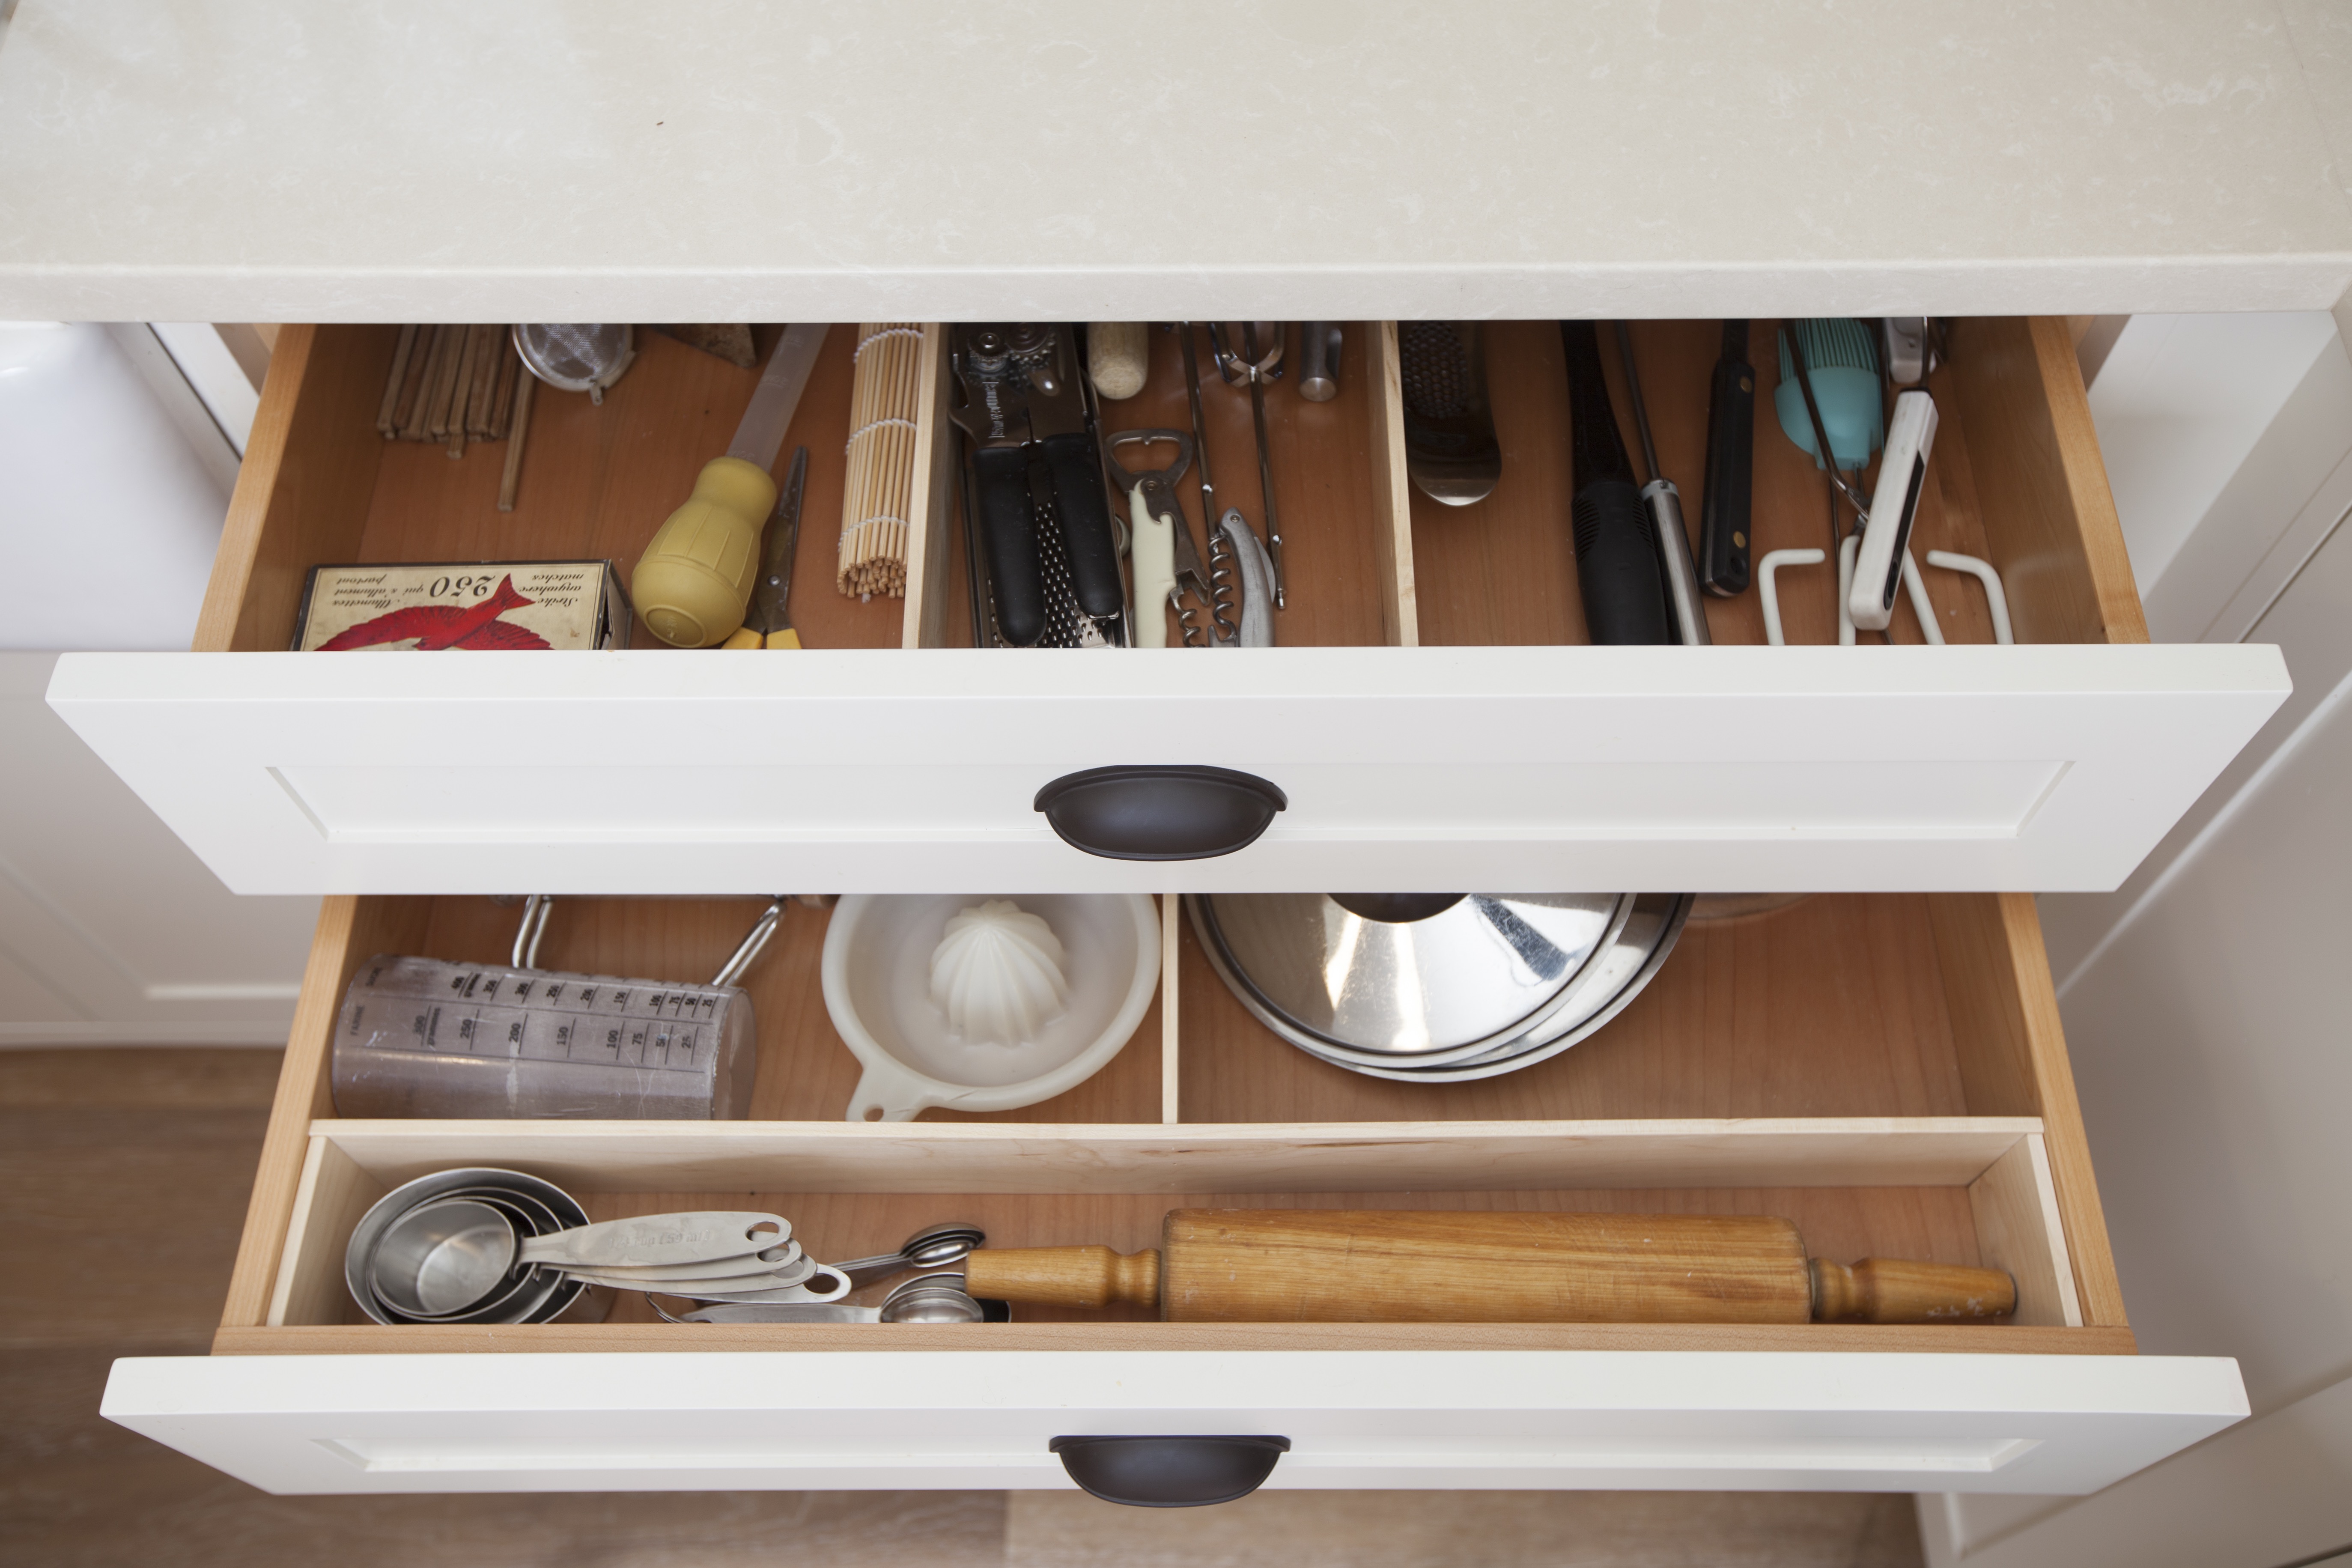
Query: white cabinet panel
102,1350,2247,1497
1,653,316,1043
49,644,2288,896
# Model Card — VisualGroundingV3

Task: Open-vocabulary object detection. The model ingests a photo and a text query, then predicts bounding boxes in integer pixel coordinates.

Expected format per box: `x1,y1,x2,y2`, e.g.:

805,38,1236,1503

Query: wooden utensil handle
963,1246,1161,1310
1809,1258,2016,1323
1160,1208,1814,1325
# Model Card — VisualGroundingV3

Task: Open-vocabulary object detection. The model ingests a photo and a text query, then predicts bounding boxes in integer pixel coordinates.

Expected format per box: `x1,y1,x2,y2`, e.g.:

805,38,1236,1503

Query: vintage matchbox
292,561,633,651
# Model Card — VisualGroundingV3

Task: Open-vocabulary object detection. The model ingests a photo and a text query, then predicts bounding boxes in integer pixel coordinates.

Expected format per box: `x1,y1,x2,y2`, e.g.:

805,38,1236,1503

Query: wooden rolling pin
961,1210,2015,1326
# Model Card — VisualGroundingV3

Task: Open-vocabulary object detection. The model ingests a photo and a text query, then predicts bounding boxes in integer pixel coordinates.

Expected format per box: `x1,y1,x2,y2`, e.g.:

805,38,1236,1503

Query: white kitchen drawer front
48,642,2288,896
104,891,2247,1499
44,317,2290,896
102,1348,2246,1496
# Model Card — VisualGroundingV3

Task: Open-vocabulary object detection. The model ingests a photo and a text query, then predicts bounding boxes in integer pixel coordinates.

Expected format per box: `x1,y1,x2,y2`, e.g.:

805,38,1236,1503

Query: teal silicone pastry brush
1774,319,1884,470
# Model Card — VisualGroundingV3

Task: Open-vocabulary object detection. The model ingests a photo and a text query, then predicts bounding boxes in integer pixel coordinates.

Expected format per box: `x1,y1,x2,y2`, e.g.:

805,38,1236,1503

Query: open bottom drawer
49,317,2287,895
102,888,2248,1495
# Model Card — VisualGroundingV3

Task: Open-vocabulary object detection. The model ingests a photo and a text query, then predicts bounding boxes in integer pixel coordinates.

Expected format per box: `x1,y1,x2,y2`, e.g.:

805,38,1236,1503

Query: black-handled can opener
946,324,1125,647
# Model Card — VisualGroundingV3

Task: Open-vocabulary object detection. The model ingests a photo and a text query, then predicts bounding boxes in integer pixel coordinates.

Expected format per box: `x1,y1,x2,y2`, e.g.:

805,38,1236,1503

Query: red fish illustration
318,575,552,651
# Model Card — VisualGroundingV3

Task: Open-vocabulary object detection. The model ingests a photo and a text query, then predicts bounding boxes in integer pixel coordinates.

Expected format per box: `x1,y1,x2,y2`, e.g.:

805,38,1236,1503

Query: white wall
0,321,316,1044
0,322,235,651
1929,316,2352,1565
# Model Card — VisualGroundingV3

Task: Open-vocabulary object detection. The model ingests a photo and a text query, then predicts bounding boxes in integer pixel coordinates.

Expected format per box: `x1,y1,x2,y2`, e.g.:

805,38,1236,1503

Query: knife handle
720,627,802,650
1699,338,1756,597
1572,479,1674,645
1041,431,1125,621
972,444,1045,647
633,456,776,647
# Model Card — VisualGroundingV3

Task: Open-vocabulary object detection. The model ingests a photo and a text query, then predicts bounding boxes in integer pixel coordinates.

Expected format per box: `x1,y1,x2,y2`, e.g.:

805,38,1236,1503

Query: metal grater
1031,486,1112,649
1399,322,1473,418
1396,322,1502,506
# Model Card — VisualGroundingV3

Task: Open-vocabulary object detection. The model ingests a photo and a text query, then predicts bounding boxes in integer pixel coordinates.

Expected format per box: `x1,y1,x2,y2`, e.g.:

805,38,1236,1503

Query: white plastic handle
1899,548,1946,646
1756,548,1824,646
1837,535,1859,647
1926,549,2013,644
846,1058,933,1123
1128,481,1175,650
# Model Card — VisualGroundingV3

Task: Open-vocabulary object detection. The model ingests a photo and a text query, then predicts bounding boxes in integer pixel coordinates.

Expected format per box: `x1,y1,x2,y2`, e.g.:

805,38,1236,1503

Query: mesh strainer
513,323,636,404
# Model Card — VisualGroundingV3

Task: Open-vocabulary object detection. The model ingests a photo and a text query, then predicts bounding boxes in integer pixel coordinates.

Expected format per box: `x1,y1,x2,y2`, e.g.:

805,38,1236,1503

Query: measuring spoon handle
518,1212,792,1270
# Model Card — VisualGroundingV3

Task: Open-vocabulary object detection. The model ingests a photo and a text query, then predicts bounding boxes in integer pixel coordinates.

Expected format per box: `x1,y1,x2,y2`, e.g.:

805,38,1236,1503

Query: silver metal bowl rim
1274,894,1695,1084
1186,891,1634,1068
1282,893,1691,1080
1405,891,1688,1067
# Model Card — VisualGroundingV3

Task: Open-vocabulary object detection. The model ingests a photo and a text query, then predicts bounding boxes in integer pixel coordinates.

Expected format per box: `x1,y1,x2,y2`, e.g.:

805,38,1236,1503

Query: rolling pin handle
1809,1257,2018,1323
962,1246,1162,1311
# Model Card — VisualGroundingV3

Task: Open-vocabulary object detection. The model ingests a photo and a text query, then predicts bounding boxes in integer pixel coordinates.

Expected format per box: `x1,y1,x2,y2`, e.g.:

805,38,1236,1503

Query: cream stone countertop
2,0,2348,322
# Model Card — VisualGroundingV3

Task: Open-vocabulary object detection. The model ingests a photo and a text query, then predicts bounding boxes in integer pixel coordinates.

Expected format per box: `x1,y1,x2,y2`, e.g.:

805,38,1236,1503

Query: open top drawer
101,886,2246,1495
49,318,2286,895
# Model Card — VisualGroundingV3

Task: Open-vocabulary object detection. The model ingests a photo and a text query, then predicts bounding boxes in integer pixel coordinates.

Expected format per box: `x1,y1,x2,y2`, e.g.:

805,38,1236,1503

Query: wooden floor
0,1049,1926,1568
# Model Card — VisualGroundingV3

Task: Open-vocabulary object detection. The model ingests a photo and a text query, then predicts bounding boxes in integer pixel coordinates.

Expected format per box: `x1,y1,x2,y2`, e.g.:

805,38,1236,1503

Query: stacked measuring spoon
347,1169,854,1325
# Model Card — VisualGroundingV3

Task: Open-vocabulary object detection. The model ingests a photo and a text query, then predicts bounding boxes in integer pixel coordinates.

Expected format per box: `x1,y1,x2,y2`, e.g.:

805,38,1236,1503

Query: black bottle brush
1560,321,1672,645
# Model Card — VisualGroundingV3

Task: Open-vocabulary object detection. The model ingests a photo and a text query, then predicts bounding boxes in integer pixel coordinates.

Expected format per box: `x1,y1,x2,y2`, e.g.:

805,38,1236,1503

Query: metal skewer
1240,321,1285,606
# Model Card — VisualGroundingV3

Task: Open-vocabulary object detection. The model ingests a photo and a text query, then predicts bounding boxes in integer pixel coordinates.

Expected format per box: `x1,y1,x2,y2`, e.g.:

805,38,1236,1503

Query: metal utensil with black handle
1699,321,1757,597
1612,322,1709,647
1560,321,1672,646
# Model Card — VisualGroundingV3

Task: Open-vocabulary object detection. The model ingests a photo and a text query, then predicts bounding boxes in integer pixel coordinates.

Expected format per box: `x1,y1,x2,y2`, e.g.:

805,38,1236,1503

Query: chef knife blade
729,325,830,470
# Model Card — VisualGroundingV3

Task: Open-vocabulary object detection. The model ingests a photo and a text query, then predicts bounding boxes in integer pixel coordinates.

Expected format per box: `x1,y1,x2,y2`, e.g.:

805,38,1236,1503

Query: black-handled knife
1699,320,1756,597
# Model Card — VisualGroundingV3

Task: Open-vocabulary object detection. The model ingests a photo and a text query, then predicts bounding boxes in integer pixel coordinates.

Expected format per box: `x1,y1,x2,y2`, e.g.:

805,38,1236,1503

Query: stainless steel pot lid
1190,891,1627,1065
1284,894,1694,1084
